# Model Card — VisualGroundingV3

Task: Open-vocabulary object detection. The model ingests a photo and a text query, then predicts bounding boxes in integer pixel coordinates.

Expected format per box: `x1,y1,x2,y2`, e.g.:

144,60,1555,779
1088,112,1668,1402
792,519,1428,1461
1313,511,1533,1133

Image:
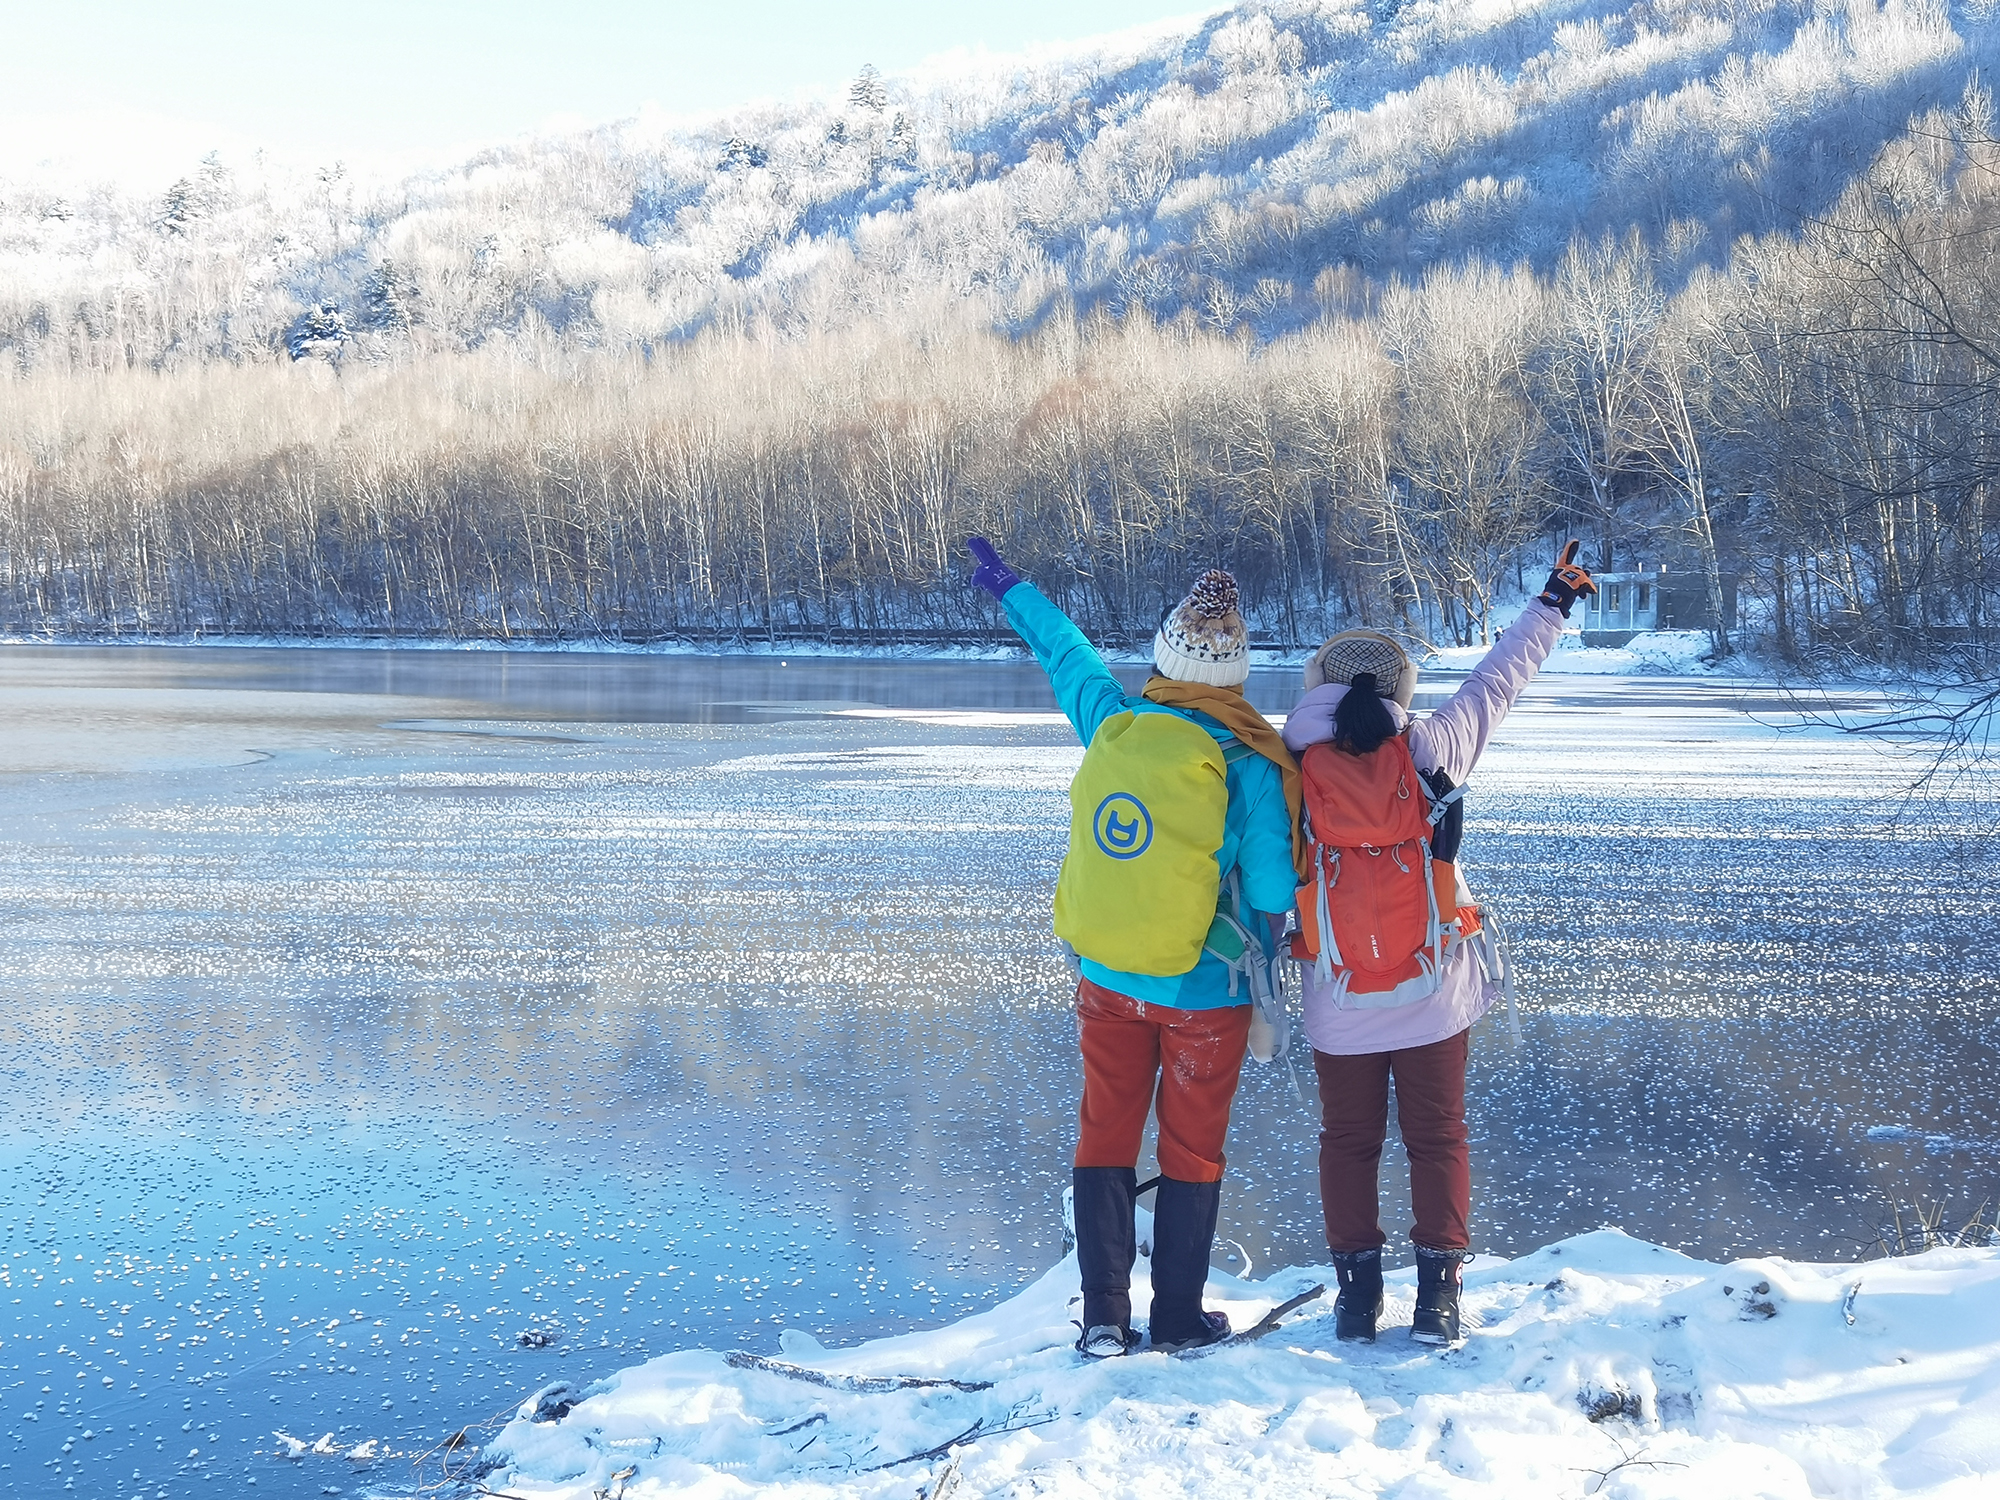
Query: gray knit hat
1303,629,1417,708
1153,569,1250,687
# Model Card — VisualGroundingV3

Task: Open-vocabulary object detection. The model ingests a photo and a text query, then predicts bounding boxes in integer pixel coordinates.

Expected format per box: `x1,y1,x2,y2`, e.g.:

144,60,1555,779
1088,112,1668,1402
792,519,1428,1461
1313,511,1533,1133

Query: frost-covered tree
286,302,350,361
360,261,418,332
848,64,887,113
196,151,233,213
159,178,200,235
884,113,917,168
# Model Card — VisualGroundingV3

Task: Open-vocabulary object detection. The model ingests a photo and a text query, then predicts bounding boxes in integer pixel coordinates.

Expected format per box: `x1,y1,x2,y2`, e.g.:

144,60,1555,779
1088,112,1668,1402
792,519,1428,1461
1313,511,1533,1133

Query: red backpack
1288,730,1480,1006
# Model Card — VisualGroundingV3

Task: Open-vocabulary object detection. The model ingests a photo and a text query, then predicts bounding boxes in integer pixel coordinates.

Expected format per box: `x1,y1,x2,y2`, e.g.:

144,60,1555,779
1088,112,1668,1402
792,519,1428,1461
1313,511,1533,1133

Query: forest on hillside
4,108,1996,663
0,2,1995,663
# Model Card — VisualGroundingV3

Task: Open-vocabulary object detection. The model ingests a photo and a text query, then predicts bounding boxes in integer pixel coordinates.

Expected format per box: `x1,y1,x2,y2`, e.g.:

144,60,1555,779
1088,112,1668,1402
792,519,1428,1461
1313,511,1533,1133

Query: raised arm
1413,542,1598,783
969,537,1128,747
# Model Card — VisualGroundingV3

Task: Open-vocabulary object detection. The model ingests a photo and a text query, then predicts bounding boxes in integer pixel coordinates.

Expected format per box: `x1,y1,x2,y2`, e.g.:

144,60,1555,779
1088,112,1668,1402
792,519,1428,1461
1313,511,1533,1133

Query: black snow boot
1411,1246,1472,1346
1072,1167,1139,1358
1147,1176,1230,1351
1329,1248,1385,1343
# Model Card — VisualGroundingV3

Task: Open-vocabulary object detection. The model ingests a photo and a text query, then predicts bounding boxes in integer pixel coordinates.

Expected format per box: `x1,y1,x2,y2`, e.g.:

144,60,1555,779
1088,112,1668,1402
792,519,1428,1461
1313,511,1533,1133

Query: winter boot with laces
1072,1166,1139,1358
1147,1176,1231,1352
1329,1248,1385,1343
1411,1246,1472,1346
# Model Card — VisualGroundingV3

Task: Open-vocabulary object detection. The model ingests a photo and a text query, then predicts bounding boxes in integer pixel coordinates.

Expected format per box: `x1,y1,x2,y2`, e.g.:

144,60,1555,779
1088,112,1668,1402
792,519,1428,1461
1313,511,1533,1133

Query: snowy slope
433,1228,2000,1499
3,0,1995,363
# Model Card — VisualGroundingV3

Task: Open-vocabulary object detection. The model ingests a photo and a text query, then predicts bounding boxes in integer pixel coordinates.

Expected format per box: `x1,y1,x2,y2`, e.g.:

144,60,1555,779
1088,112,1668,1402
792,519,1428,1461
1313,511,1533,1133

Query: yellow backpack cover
1053,709,1230,976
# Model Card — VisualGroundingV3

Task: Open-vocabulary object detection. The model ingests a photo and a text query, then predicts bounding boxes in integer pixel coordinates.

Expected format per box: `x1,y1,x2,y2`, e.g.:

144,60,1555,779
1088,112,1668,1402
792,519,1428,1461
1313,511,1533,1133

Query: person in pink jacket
1280,543,1597,1346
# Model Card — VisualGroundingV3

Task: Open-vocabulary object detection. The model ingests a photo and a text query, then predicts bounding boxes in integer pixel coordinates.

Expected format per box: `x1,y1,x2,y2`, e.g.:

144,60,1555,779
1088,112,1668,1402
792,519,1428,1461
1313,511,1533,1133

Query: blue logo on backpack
1092,793,1153,860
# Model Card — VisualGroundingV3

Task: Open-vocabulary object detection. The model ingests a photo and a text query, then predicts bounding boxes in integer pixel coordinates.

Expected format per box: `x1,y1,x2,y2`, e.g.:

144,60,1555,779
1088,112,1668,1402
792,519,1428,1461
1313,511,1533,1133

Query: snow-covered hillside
1,0,1989,364
414,1228,2000,1499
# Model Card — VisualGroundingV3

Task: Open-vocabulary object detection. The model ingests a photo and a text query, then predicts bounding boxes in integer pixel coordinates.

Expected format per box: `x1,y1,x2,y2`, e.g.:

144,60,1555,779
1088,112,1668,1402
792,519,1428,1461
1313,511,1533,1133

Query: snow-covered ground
1435,630,1737,678
455,1227,1999,1500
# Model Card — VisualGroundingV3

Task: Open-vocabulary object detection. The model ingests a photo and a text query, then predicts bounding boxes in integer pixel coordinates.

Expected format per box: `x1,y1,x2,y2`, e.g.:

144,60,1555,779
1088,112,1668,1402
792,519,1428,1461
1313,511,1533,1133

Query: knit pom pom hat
1303,628,1418,708
1153,569,1251,687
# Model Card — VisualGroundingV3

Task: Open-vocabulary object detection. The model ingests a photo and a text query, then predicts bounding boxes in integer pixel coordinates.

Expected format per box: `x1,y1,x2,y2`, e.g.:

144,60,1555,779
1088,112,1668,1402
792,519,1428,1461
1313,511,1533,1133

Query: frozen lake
0,643,1993,1498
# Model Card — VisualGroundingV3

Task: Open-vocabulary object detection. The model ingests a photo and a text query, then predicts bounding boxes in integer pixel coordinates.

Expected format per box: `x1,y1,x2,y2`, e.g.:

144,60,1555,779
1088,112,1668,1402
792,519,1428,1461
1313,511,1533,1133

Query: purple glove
967,536,1021,600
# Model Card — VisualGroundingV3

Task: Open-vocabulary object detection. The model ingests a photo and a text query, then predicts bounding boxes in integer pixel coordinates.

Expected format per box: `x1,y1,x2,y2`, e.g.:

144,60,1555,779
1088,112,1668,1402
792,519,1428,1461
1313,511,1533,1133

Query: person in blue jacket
968,538,1303,1356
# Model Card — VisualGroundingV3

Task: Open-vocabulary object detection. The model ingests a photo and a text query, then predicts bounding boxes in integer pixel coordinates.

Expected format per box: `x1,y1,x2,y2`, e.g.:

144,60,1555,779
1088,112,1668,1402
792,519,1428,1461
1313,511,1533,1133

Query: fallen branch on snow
1174,1283,1327,1358
724,1351,994,1393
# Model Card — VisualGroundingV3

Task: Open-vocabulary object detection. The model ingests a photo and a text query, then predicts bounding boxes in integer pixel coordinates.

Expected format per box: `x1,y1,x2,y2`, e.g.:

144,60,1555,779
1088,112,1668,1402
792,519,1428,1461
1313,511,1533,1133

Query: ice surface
0,645,1991,1498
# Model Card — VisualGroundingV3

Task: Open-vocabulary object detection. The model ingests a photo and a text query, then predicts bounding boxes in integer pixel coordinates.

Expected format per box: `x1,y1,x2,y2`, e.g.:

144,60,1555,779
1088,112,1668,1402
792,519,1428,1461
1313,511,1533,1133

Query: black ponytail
1332,670,1397,755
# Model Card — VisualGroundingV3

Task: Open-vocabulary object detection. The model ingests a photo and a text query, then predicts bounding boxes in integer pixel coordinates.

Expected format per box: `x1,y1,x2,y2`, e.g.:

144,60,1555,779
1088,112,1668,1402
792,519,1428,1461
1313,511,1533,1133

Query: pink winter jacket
1279,601,1565,1055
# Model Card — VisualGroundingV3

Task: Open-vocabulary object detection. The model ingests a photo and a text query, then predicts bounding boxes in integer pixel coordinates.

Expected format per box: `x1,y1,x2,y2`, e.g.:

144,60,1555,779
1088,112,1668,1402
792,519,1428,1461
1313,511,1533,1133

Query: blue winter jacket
1003,581,1298,1011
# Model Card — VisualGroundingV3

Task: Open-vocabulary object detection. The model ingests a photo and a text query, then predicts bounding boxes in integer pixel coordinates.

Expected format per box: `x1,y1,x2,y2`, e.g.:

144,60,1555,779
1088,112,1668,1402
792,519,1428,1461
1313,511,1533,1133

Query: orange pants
1073,979,1251,1183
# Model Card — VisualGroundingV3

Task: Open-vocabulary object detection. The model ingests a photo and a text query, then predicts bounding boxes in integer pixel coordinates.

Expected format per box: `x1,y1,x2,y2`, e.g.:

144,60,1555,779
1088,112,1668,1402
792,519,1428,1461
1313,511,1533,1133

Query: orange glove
1538,540,1599,617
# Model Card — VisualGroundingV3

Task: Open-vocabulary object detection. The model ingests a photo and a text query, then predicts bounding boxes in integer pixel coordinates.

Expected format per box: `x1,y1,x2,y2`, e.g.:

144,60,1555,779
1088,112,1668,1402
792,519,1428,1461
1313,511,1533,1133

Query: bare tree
1533,233,1663,573
1380,262,1553,645
1638,277,1734,657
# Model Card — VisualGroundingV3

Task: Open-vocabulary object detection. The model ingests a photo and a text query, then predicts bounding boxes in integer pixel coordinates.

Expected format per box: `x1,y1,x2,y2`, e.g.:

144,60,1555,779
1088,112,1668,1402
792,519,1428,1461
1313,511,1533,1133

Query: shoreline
0,627,1766,680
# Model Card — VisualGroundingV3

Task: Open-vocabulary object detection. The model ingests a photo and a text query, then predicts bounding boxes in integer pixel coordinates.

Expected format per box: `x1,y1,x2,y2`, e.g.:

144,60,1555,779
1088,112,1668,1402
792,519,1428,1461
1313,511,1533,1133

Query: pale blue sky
2,1,1203,179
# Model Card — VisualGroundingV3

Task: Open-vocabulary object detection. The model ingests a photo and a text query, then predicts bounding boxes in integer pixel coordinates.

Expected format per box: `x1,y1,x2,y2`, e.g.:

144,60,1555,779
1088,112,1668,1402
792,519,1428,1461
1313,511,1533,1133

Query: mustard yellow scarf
1142,676,1308,879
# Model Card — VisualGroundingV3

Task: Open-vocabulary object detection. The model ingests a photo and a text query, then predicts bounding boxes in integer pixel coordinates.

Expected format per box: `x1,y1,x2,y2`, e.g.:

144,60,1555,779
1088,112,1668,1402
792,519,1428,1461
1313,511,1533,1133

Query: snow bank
470,1229,1999,1498
1430,629,1735,677
0,629,1745,679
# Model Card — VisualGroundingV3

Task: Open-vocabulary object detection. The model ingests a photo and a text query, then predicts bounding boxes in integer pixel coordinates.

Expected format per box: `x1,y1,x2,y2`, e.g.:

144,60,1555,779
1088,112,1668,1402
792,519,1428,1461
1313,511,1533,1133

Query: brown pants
1313,1029,1471,1253
1074,979,1250,1183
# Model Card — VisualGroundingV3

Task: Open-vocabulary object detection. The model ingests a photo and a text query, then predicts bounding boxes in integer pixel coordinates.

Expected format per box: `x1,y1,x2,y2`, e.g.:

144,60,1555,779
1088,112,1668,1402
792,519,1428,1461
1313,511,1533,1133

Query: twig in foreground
1573,1434,1687,1496
865,1411,1062,1472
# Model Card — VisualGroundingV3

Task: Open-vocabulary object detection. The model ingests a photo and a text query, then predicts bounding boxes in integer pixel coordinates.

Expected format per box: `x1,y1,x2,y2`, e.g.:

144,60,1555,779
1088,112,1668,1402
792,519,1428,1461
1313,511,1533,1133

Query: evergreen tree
885,113,918,168
361,261,417,332
159,179,198,235
286,302,350,361
196,151,232,214
848,64,886,112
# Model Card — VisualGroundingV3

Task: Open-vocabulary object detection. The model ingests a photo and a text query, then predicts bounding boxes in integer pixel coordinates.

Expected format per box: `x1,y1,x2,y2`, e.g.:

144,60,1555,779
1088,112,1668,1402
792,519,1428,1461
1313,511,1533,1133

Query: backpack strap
1203,867,1262,966
1204,871,1298,1085
1198,739,1261,992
